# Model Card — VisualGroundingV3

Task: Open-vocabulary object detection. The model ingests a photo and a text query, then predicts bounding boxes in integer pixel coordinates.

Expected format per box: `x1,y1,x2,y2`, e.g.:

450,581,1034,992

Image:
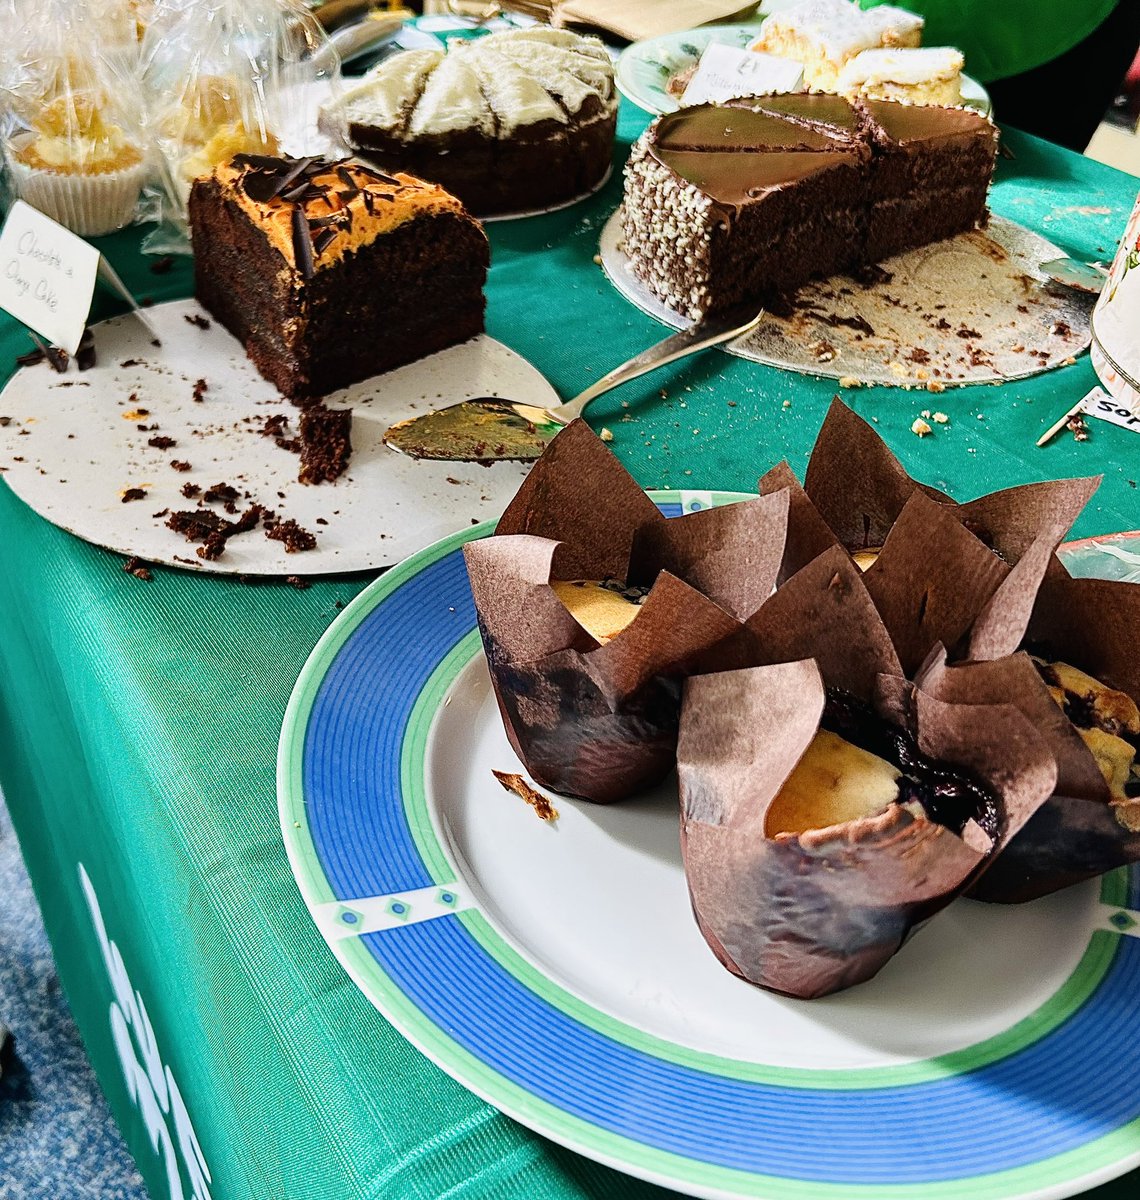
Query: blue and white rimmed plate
615,25,992,118
279,498,1140,1200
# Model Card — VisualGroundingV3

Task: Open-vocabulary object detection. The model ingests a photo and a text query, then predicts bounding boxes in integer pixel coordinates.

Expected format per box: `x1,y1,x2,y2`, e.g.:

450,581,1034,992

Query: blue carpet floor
0,797,149,1200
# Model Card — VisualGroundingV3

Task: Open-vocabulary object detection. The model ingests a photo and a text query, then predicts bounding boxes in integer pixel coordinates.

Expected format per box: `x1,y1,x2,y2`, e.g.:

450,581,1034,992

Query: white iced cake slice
838,46,964,106
754,0,925,91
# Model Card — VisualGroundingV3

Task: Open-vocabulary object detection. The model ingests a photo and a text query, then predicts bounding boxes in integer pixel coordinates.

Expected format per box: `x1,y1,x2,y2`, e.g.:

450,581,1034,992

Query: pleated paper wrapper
463,420,789,803
924,565,1140,902
678,549,1057,999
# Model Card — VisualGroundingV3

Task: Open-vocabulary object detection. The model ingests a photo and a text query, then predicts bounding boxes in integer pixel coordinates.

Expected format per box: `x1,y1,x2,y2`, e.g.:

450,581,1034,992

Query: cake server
383,305,765,462
1039,257,1108,295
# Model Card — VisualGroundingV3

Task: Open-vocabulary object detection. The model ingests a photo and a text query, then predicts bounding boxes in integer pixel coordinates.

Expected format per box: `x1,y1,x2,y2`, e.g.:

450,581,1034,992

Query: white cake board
0,300,550,576
600,209,1093,389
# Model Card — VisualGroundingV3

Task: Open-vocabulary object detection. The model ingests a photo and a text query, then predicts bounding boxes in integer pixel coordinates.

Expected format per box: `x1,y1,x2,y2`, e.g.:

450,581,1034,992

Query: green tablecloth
1,98,1139,1200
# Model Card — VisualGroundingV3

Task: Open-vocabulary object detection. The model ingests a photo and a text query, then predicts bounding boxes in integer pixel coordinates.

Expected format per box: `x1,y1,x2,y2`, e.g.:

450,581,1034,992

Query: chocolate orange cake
189,155,489,400
622,95,997,319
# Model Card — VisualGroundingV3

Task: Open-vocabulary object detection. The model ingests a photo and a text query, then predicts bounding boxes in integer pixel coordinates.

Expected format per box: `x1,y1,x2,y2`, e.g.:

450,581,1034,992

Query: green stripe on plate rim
278,488,1140,1200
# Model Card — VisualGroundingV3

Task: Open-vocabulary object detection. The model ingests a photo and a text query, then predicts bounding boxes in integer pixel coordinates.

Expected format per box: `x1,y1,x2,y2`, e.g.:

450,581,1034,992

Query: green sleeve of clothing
860,0,1119,82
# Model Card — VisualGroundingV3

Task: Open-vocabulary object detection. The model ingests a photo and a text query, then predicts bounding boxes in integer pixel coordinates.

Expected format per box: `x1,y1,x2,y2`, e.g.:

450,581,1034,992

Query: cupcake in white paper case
0,9,152,239
6,91,149,236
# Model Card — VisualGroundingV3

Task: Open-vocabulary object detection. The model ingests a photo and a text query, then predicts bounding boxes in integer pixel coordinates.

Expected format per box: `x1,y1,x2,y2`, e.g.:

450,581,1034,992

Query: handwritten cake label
0,201,100,355
1082,385,1140,434
681,43,805,107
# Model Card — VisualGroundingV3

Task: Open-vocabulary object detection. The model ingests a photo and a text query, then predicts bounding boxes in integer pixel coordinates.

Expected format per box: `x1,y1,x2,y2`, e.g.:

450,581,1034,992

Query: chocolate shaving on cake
272,156,318,199
148,435,176,450
171,460,192,472
233,153,288,172
180,482,200,498
311,227,337,256
184,313,211,330
121,487,147,503
492,770,558,821
16,347,45,368
335,165,361,197
192,379,208,403
291,206,315,280
45,345,69,373
357,164,404,188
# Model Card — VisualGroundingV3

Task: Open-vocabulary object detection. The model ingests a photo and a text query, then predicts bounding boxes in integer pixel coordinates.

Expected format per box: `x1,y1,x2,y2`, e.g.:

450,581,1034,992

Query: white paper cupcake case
7,144,148,237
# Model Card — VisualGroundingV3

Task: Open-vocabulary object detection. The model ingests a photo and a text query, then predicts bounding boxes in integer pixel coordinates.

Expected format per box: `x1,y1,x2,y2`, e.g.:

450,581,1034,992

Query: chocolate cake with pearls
190,154,489,400
621,95,996,319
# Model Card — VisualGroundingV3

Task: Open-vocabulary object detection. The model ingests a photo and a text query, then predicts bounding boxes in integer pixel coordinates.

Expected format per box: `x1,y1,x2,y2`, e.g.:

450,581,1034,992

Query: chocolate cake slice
622,95,996,319
190,155,489,401
861,99,997,263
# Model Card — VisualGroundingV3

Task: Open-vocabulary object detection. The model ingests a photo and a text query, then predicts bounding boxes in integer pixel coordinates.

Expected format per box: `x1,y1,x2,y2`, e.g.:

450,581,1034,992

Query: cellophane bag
0,0,153,236
138,0,342,253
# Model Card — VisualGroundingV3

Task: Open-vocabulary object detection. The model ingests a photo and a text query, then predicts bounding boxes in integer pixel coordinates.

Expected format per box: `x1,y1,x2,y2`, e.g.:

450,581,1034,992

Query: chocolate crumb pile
264,517,318,553
167,504,266,562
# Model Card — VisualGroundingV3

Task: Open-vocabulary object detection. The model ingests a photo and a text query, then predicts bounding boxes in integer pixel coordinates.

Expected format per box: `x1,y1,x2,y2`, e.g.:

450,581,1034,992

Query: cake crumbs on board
492,770,558,822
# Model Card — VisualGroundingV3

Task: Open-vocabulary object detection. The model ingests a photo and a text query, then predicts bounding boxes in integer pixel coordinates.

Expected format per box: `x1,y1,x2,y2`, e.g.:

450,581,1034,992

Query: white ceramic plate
615,24,992,117
280,500,1140,1200
0,300,547,575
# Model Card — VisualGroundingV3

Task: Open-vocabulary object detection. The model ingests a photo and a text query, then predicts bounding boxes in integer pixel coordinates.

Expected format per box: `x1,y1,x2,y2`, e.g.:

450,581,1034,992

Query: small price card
681,43,805,107
1082,385,1140,434
0,201,100,356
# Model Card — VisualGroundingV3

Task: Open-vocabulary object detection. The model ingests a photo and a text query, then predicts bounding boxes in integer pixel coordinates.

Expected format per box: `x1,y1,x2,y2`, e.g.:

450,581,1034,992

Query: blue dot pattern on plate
301,539,1140,1186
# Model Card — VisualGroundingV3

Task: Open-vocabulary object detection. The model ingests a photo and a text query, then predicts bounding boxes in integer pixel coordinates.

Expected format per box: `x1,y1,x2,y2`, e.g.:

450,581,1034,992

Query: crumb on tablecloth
122,556,153,581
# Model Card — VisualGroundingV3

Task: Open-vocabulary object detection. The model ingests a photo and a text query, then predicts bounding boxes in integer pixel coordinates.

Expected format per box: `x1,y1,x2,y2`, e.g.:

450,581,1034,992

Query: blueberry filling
822,690,1001,841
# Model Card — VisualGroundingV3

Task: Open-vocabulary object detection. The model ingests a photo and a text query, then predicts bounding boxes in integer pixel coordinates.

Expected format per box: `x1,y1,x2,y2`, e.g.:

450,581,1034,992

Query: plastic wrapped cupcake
156,75,281,207
138,0,337,247
6,85,148,236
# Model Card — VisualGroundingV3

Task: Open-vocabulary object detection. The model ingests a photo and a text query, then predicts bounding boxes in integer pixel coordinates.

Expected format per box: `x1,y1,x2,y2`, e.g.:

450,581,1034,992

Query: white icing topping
407,53,494,138
342,48,443,132
760,0,924,61
862,4,925,42
464,45,567,132
838,46,962,88
324,28,614,140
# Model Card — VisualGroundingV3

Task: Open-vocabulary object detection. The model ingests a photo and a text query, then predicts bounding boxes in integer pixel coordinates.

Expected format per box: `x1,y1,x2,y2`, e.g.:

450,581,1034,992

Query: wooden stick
1036,399,1085,447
